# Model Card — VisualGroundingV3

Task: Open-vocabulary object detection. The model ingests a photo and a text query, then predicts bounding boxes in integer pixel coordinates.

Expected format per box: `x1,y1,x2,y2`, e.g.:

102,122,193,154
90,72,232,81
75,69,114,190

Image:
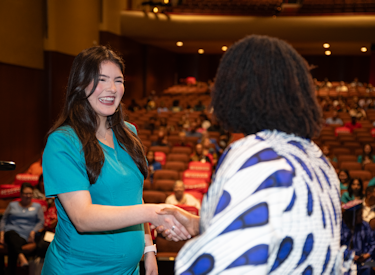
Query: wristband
144,244,157,255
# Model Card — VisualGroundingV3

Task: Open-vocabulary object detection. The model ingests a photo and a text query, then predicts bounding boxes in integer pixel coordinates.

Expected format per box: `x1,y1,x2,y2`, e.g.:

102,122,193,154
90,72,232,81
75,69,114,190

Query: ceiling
120,11,375,55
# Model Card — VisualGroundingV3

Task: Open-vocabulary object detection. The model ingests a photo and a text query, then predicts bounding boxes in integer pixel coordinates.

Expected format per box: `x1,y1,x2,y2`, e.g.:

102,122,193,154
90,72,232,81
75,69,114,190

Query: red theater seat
183,170,211,184
154,152,166,165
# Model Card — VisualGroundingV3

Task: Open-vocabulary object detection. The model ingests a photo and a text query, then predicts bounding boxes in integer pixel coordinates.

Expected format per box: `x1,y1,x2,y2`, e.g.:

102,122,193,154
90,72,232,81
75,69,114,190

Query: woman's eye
99,78,106,82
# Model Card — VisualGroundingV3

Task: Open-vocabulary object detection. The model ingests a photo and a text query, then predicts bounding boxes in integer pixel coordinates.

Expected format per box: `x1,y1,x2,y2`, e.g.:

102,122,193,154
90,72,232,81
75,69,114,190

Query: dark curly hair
211,35,322,138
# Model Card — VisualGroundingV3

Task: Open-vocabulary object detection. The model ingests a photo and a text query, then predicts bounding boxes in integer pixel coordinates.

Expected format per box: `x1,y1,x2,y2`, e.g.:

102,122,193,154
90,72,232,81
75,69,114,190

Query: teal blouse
341,191,355,204
42,123,144,275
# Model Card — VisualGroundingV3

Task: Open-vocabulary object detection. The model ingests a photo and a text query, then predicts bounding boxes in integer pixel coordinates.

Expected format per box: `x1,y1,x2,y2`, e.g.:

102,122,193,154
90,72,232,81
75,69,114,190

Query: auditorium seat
143,190,167,203
143,179,151,190
171,147,192,155
340,161,362,170
349,170,372,181
164,161,188,172
364,163,375,178
150,146,170,155
154,170,180,181
167,154,191,163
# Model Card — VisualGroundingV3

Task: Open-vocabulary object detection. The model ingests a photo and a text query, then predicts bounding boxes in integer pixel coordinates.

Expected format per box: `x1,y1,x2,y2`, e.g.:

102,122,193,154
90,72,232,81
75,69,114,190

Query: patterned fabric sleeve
175,130,343,275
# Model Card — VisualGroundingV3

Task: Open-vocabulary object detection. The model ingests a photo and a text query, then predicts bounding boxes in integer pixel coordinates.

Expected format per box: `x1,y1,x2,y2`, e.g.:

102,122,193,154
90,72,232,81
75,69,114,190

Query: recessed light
361,47,367,52
325,50,331,56
222,46,228,52
153,7,159,13
198,49,204,54
176,41,183,47
164,0,169,3
323,43,330,49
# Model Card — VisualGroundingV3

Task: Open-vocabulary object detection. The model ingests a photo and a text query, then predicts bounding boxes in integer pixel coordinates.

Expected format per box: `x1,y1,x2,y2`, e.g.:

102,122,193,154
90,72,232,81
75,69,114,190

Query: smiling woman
41,46,190,275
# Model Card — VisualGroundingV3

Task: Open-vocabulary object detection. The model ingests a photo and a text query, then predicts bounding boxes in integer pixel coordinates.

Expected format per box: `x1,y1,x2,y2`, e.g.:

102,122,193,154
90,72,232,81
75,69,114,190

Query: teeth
99,97,115,103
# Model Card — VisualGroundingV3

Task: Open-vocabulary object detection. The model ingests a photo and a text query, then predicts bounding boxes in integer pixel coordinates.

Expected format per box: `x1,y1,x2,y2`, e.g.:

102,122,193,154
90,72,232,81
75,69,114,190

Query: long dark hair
348,178,363,199
211,35,322,138
361,143,373,163
47,46,148,184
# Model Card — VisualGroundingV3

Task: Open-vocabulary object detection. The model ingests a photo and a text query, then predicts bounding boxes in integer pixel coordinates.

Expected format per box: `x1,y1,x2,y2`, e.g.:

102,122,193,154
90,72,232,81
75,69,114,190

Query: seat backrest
164,161,187,172
143,190,167,203
154,169,180,181
167,154,190,163
183,170,211,184
154,179,175,192
154,151,167,165
188,161,212,172
340,161,362,170
349,170,372,181
175,204,199,216
171,147,192,155
150,146,170,155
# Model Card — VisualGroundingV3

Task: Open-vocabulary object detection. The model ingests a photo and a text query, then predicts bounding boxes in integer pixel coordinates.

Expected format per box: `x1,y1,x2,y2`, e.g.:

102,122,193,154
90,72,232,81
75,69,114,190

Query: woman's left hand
144,252,158,275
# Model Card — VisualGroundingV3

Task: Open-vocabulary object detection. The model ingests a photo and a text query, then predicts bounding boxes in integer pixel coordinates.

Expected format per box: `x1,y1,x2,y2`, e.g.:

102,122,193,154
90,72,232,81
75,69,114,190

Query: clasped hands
152,205,200,242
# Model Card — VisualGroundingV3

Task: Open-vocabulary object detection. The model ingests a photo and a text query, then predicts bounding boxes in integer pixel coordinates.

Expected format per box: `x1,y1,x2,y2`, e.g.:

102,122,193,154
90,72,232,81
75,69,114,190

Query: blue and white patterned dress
175,130,348,275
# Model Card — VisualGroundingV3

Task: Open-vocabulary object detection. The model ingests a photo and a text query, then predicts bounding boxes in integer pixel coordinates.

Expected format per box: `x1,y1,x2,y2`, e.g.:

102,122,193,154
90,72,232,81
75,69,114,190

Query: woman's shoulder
46,126,81,149
124,121,137,135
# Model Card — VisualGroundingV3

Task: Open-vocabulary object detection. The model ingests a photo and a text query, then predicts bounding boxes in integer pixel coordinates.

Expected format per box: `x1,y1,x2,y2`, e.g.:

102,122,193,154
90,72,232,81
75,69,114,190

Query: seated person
33,174,46,200
165,181,201,210
151,130,169,147
341,201,375,275
325,111,343,126
185,122,203,138
338,169,351,191
336,81,348,92
146,150,162,183
341,178,364,203
174,131,192,148
0,183,44,273
322,145,338,163
362,186,375,228
344,116,362,133
27,157,43,177
201,137,218,165
358,143,375,165
190,144,211,164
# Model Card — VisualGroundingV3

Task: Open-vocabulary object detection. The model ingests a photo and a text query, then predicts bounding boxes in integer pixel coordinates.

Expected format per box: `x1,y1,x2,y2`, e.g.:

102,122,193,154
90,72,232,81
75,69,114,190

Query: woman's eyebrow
99,74,123,80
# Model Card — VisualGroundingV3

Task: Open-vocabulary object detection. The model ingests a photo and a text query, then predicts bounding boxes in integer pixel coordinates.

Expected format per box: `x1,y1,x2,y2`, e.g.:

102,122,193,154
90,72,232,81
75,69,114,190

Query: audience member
193,101,205,111
33,174,46,200
127,99,141,112
320,77,332,88
322,145,337,163
27,157,43,177
165,181,200,210
146,150,162,183
190,144,211,164
185,122,202,138
338,169,351,191
358,143,375,165
171,100,182,112
362,186,375,226
325,111,343,125
157,101,169,113
350,77,363,87
341,178,364,203
336,81,348,92
200,137,218,165
144,117,157,134
173,131,192,148
344,116,362,133
151,130,169,147
0,183,44,273
341,201,375,275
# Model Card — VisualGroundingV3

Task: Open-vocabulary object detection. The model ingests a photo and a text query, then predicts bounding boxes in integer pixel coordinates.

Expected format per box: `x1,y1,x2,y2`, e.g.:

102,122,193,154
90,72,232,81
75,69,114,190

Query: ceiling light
361,47,367,52
323,43,330,48
325,50,331,56
222,46,228,52
198,49,204,54
164,0,169,3
153,7,159,13
176,41,183,47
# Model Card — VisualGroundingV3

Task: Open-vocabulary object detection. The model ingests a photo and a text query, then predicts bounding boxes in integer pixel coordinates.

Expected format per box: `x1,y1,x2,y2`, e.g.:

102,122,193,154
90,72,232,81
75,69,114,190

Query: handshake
152,205,200,242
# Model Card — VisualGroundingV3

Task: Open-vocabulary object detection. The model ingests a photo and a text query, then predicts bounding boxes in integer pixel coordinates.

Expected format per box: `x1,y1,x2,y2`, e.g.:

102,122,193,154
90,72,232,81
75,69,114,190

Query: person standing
158,35,348,274
42,46,189,275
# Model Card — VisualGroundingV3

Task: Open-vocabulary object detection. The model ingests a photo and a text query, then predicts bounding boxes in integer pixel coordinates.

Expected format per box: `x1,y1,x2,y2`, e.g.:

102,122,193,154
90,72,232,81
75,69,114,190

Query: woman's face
339,171,348,183
85,61,124,124
20,187,33,206
364,144,372,154
351,179,361,193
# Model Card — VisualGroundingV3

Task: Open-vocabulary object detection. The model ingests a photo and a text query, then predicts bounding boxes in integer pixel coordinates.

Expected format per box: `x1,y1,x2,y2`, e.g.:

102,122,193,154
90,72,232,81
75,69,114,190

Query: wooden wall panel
0,63,46,184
